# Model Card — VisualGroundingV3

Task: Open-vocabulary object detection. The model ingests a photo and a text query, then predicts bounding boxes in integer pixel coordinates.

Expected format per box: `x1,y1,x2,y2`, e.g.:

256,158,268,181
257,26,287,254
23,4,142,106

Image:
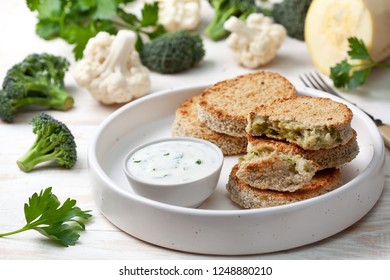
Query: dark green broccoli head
0,92,14,123
16,113,77,172
272,0,312,41
0,53,73,122
3,53,70,96
140,30,205,74
205,0,259,41
23,53,69,87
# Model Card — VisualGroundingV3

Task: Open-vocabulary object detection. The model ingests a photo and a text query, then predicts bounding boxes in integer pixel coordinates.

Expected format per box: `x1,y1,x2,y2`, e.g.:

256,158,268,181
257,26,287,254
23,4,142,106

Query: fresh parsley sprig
26,0,165,60
330,37,390,89
0,187,91,247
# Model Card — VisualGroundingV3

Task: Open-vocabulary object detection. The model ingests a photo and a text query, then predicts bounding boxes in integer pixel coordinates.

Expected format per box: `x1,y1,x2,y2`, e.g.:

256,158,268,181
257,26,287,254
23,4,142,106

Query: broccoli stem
17,152,61,172
12,94,73,111
204,6,240,41
16,137,60,172
20,83,74,111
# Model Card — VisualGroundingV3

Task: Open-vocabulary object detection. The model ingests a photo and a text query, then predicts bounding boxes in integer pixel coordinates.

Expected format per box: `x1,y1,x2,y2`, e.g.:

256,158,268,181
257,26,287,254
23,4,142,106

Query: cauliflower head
224,13,287,69
147,0,201,32
74,30,151,105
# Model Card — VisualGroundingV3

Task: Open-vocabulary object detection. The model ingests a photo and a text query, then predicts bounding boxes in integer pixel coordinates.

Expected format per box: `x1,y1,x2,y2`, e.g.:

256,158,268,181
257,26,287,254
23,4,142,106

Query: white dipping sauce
127,140,220,184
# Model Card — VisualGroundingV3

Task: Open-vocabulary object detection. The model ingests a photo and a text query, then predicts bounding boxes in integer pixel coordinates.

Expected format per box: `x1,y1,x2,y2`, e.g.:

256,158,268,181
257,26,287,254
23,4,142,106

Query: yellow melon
305,0,390,75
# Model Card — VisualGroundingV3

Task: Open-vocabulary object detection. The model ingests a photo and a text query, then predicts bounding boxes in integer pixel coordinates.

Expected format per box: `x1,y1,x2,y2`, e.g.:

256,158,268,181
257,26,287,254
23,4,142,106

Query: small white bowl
123,137,224,208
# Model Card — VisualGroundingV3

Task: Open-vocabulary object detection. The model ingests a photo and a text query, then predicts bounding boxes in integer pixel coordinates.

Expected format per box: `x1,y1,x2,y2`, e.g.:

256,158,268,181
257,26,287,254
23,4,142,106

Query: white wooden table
0,0,389,260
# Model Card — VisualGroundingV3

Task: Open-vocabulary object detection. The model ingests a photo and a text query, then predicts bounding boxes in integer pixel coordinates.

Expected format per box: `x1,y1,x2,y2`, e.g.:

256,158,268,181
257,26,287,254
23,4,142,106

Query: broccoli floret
205,0,260,41
16,113,77,172
140,30,205,74
0,91,14,123
272,0,312,41
0,53,73,123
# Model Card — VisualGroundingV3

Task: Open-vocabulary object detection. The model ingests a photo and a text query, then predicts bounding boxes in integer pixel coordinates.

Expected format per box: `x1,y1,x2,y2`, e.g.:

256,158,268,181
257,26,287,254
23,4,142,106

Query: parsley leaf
92,0,117,20
26,0,165,59
330,37,390,89
0,187,91,247
330,59,352,88
140,2,159,27
347,37,371,60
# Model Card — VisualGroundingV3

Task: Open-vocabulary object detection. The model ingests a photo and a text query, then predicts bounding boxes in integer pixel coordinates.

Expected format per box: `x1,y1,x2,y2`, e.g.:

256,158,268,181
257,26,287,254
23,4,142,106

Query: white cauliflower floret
224,13,287,69
145,0,201,32
74,30,151,105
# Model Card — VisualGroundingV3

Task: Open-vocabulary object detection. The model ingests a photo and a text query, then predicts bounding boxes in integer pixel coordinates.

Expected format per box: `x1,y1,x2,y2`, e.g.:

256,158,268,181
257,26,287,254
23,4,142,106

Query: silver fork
299,72,390,149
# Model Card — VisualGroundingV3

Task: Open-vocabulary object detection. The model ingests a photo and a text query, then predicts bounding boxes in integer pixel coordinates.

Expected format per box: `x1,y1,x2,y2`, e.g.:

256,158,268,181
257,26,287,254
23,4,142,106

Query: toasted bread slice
197,71,297,137
247,131,359,170
171,95,247,156
236,148,319,192
227,164,342,209
247,96,354,150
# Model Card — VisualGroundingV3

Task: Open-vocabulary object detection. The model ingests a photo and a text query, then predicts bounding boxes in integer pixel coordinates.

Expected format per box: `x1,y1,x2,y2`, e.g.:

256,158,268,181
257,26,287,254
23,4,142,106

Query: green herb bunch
0,187,91,246
26,0,165,59
330,37,390,89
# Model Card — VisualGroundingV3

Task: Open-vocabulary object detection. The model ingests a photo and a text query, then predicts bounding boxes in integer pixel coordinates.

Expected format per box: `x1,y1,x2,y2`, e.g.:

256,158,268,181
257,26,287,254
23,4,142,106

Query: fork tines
300,72,340,97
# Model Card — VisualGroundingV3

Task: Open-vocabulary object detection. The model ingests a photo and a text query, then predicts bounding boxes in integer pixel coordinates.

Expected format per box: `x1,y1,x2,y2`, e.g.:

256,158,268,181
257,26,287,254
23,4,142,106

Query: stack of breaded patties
172,71,297,155
227,96,360,208
172,71,359,208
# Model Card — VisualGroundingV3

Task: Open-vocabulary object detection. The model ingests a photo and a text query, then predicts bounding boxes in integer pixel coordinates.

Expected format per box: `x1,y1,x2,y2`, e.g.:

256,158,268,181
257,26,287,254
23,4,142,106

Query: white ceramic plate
88,85,385,255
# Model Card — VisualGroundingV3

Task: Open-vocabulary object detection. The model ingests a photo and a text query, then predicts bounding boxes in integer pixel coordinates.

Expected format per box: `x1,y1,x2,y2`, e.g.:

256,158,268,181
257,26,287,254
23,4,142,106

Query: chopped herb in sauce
127,140,219,184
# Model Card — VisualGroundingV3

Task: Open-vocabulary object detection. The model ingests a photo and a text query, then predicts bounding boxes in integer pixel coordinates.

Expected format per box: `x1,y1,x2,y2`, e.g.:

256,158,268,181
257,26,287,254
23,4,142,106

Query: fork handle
378,124,390,149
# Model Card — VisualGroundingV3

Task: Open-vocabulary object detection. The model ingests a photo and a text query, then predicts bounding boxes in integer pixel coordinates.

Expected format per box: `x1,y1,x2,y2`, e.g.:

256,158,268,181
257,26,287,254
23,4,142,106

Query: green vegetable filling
250,117,342,149
279,154,316,174
242,148,316,175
